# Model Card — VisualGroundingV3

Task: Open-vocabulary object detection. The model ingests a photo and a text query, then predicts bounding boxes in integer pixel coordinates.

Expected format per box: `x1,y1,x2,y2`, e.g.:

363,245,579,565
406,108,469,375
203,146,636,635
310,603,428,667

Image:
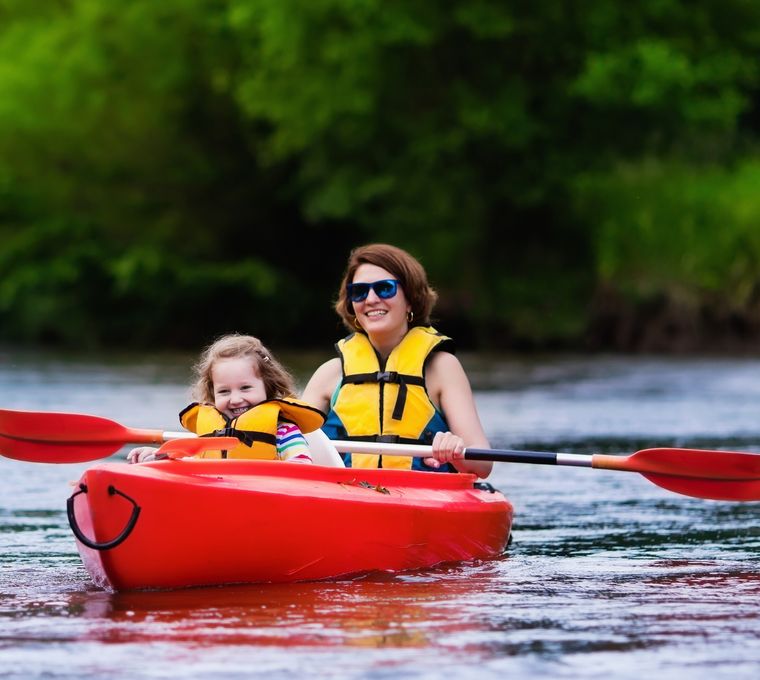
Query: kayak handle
66,484,141,551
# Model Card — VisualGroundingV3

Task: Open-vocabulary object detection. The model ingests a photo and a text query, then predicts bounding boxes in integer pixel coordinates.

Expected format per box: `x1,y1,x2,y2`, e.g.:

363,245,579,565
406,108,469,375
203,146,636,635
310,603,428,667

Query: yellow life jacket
179,398,325,459
325,326,454,470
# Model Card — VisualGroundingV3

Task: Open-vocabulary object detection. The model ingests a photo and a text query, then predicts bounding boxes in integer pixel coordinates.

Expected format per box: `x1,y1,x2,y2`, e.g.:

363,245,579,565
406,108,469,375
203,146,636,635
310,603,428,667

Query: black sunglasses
346,279,399,303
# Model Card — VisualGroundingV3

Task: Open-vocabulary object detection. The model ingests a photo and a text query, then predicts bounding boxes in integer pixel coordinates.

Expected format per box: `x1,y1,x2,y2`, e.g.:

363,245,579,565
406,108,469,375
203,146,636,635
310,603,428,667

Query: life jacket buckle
375,434,400,444
376,371,399,383
211,427,254,447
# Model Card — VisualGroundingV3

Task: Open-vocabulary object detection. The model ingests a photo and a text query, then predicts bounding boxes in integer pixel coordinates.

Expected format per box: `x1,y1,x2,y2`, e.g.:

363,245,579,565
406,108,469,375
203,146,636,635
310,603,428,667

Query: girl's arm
126,446,163,463
276,422,312,463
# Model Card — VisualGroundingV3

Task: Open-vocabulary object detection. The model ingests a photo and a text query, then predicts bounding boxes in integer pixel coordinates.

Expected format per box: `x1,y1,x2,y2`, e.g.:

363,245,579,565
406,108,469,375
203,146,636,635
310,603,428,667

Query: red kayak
68,459,513,591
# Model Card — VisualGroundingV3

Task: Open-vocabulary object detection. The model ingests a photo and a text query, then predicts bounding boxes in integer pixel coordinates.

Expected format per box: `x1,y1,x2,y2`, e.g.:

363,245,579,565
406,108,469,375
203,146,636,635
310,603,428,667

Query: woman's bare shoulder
301,357,342,409
310,357,342,380
428,350,468,379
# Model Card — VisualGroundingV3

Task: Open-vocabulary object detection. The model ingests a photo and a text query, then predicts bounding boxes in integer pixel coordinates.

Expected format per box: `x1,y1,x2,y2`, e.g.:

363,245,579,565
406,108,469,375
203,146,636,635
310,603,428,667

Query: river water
1,349,759,679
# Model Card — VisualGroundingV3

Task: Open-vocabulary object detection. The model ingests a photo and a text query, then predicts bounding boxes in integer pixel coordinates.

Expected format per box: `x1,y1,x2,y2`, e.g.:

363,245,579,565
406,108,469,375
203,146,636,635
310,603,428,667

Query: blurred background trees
1,0,759,352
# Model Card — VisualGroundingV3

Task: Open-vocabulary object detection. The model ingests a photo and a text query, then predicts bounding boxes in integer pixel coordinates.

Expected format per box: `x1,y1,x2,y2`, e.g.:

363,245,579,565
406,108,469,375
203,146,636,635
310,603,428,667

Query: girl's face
211,357,268,419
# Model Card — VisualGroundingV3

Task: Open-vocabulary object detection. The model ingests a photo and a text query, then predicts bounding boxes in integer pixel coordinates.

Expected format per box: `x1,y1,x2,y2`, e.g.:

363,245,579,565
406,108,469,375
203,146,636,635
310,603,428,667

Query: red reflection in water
71,573,492,649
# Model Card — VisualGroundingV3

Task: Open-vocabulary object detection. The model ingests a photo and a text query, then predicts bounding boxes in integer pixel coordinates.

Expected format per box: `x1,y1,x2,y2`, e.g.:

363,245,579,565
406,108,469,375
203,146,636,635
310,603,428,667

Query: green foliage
574,158,760,305
229,0,536,259
1,1,760,350
0,218,107,344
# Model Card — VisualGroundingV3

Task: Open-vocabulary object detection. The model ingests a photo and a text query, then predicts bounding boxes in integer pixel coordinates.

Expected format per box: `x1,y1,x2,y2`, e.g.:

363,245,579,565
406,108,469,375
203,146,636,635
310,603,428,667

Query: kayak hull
69,459,513,591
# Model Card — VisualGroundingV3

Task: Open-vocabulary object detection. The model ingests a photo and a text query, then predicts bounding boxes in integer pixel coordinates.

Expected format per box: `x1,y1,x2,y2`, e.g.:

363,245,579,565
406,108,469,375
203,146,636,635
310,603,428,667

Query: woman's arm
425,352,493,478
301,357,342,414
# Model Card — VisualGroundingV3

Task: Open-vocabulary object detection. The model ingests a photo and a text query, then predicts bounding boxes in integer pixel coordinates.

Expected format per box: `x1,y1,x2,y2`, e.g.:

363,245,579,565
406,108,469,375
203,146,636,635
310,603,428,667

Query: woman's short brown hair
334,243,438,333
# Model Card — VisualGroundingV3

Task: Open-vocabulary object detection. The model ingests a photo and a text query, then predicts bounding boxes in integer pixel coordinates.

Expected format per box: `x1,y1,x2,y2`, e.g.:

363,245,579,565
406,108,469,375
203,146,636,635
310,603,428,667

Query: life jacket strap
202,429,277,448
341,372,425,421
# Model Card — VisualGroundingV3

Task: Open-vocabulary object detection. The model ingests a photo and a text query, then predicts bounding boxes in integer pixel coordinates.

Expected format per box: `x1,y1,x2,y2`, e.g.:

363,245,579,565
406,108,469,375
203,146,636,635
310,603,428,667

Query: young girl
128,334,325,463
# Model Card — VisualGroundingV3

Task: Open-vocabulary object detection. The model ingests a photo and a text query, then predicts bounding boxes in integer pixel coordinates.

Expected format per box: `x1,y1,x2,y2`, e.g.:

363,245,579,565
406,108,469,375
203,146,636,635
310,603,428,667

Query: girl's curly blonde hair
191,334,296,404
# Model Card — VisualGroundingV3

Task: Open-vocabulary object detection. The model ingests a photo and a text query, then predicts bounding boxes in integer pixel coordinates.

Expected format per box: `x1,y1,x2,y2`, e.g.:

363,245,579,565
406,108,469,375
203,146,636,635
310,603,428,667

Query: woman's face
350,263,410,335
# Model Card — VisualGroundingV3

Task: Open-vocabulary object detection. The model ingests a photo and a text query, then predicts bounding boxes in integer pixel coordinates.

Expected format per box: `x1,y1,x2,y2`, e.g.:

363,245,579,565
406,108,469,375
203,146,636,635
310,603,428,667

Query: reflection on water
2,350,760,679
71,576,488,648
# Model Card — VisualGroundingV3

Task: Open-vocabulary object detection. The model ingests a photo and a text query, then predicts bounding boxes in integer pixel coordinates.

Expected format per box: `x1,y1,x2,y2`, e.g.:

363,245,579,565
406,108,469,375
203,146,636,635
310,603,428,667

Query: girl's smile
212,357,268,419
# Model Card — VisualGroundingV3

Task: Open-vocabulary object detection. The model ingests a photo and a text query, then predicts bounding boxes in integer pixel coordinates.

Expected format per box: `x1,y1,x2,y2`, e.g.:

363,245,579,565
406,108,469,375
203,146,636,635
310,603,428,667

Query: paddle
0,408,347,466
0,408,193,463
2,407,759,501
328,440,760,502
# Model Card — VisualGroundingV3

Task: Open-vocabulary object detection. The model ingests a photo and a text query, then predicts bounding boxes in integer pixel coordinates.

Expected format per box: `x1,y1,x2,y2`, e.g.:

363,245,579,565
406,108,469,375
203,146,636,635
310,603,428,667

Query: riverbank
584,287,760,355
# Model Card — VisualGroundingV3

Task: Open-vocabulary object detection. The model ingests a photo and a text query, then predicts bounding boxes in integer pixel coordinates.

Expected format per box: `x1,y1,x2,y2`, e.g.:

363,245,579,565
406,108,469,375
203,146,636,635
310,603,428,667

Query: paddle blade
0,433,124,463
0,409,131,442
159,437,239,459
0,408,166,463
594,448,760,501
597,448,760,480
640,472,760,502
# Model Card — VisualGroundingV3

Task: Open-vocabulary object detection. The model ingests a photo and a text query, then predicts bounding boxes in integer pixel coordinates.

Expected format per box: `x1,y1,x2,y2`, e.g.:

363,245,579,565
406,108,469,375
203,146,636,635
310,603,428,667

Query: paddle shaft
462,449,698,475
25,429,194,444
330,440,593,467
329,440,760,481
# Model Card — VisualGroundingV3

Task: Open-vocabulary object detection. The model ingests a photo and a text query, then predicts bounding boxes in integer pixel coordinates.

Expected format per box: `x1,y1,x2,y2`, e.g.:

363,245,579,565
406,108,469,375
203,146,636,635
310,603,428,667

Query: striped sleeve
275,421,313,464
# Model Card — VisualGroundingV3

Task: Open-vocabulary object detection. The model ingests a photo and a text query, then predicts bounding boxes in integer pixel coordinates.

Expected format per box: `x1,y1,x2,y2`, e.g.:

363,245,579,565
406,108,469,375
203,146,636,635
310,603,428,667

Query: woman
302,243,493,478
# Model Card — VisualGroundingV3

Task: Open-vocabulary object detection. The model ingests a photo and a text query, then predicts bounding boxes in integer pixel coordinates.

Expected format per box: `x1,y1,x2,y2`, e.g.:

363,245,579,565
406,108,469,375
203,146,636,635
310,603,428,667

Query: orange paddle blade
0,432,125,463
639,473,760,502
592,448,760,501
0,408,163,443
593,448,760,480
0,408,166,463
158,437,239,459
